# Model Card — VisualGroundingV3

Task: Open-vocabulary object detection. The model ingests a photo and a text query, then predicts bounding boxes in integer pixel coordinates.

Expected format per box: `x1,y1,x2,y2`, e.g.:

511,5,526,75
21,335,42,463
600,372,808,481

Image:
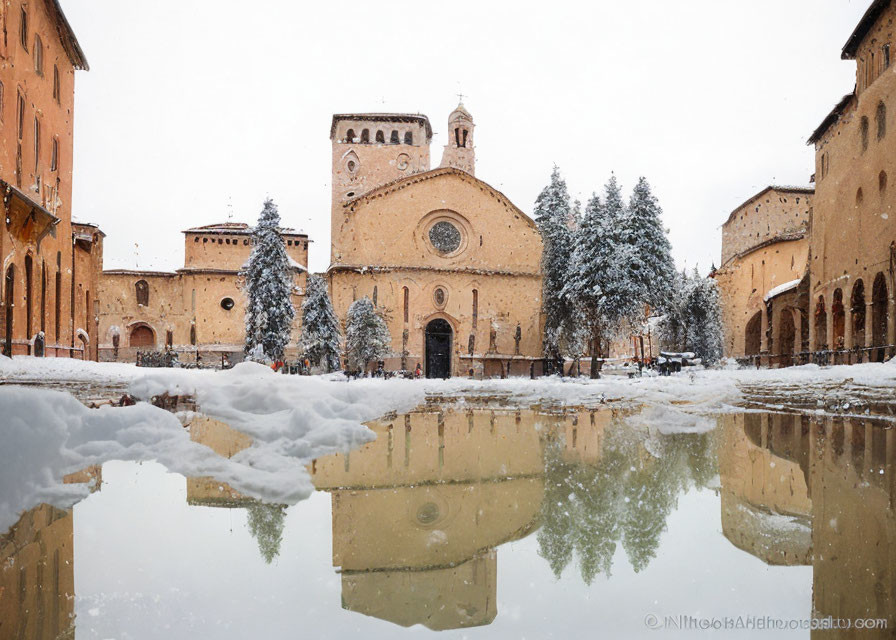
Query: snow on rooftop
764,279,802,302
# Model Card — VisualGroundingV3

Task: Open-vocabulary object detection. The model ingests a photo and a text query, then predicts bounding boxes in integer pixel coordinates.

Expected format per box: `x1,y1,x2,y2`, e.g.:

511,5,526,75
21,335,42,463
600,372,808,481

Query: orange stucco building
0,0,104,360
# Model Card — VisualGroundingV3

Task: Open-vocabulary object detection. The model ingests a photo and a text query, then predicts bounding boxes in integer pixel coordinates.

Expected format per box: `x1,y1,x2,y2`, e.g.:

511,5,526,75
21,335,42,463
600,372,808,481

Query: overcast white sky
63,0,868,275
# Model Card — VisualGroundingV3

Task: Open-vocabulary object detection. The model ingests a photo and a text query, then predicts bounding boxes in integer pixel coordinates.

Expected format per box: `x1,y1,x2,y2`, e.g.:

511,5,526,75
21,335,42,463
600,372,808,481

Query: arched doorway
744,311,761,357
33,333,44,357
129,324,155,349
3,265,14,357
78,331,89,360
778,310,796,366
832,289,845,351
425,318,452,379
850,280,865,351
814,295,827,351
872,272,888,362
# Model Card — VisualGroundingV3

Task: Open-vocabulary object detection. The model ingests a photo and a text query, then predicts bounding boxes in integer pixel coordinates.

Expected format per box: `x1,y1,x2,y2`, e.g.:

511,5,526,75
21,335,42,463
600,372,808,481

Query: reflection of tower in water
311,407,553,630
718,412,896,636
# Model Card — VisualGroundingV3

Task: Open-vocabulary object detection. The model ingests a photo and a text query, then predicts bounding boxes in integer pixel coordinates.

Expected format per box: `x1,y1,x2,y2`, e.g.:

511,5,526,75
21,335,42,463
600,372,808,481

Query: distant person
414,363,422,378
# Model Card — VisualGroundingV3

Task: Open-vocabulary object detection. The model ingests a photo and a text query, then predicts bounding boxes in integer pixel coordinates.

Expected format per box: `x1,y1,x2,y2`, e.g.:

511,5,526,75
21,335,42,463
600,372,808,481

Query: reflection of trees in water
538,422,718,583
247,503,287,564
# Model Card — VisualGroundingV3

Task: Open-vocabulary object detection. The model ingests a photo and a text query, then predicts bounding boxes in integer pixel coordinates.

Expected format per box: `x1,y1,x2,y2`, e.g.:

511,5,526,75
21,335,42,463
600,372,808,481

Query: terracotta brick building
97,222,308,363
0,0,104,359
715,186,813,363
807,0,896,363
719,0,896,366
327,105,544,378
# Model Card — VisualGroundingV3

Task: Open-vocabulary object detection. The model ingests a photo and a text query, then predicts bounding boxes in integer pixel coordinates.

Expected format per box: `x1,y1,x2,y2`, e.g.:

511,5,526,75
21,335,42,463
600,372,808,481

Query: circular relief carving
429,221,461,254
220,297,235,311
433,286,447,308
397,153,410,171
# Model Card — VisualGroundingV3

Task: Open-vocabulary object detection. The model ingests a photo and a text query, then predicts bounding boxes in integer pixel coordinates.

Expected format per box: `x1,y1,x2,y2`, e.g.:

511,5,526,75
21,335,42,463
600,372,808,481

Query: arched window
135,280,149,306
53,65,60,103
861,116,869,151
856,187,864,205
402,286,409,323
390,130,399,144
360,129,369,143
375,130,385,143
876,101,886,140
33,35,42,75
880,170,888,193
372,285,378,306
462,129,468,147
472,289,479,323
454,127,461,147
404,131,413,145
345,128,355,143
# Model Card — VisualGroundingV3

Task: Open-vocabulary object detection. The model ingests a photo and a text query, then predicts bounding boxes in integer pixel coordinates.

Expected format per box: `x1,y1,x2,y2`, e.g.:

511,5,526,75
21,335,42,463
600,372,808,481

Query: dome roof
449,102,473,122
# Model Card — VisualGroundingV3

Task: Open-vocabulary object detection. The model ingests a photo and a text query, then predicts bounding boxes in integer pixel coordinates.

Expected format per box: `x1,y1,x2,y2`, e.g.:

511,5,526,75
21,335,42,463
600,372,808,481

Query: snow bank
0,355,141,384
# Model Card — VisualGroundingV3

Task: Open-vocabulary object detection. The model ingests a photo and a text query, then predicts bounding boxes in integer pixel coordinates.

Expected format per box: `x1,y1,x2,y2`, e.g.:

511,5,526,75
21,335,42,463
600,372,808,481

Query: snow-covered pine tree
300,274,342,372
566,176,641,377
684,268,723,365
534,167,585,372
657,268,723,364
344,297,391,373
242,199,296,362
627,177,676,312
657,269,690,352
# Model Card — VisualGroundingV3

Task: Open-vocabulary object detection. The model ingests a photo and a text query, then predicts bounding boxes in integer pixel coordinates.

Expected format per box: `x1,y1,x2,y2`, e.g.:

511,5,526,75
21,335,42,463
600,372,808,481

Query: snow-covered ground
2,354,895,533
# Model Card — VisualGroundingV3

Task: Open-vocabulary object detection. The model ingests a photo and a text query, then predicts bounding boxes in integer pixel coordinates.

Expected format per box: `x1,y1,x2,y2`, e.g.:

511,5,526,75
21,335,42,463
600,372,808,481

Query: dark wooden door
425,319,452,379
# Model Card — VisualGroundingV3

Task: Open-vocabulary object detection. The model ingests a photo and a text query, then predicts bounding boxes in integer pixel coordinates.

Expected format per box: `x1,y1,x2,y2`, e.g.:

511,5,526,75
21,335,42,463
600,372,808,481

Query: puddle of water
1,401,893,639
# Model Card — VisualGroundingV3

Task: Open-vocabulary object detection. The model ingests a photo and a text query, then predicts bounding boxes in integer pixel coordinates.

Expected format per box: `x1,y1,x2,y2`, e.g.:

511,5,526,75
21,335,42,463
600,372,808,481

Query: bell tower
439,103,475,176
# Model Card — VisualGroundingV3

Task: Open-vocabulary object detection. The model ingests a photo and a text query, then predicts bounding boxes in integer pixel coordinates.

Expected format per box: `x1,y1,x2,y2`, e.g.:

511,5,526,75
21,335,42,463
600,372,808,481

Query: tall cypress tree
300,274,342,372
242,199,295,361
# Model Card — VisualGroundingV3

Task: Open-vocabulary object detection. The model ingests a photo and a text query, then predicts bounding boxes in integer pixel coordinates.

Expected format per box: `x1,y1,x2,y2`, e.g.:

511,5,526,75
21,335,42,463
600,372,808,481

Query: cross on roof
457,92,466,103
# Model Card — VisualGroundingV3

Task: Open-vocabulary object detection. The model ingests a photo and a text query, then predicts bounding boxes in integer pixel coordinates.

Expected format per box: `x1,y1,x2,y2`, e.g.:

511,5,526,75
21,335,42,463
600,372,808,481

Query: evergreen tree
534,167,584,370
247,502,286,564
566,176,641,376
685,269,724,364
300,274,342,372
657,268,723,364
242,199,295,362
628,177,676,312
344,297,391,372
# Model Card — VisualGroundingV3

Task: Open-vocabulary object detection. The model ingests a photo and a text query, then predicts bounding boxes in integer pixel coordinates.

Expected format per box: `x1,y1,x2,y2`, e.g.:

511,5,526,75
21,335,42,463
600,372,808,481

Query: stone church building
327,105,544,377
96,223,308,363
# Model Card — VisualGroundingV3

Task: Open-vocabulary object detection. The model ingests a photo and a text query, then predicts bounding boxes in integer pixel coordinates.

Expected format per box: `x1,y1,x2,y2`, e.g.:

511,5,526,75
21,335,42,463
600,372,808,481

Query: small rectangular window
885,44,891,70
19,8,27,51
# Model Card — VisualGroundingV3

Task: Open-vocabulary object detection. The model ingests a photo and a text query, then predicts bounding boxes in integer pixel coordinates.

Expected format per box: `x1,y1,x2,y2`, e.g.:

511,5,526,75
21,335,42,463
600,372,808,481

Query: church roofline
808,92,856,144
723,185,814,227
842,0,890,60
181,222,307,237
341,166,537,229
330,113,433,140
43,0,89,70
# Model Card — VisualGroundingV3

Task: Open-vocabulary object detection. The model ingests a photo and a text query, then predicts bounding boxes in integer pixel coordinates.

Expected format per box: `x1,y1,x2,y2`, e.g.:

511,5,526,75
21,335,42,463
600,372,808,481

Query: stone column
888,295,896,360
865,300,875,363
760,304,769,366
826,300,834,355
808,307,816,355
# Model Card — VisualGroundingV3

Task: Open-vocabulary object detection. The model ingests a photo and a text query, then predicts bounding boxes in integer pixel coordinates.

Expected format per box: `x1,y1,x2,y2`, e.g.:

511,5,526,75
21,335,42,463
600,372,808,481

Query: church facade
327,106,544,377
